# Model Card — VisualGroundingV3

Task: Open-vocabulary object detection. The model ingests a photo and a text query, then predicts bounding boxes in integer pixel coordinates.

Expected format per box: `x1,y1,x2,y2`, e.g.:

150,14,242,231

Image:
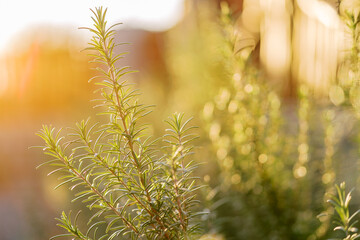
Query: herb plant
37,7,201,240
201,5,327,239
199,2,357,240
326,183,360,240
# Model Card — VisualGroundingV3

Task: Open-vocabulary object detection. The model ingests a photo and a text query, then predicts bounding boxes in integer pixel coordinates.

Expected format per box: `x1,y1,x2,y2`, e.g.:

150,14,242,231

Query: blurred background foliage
1,0,360,239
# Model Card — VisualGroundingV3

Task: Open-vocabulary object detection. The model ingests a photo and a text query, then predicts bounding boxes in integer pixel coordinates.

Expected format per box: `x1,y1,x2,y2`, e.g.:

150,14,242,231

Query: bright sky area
0,0,184,54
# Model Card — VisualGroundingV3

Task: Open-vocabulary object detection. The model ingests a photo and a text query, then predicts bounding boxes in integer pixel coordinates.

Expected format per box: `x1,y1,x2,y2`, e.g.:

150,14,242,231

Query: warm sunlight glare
260,0,291,77
0,62,9,96
294,0,342,93
0,0,184,54
0,0,184,97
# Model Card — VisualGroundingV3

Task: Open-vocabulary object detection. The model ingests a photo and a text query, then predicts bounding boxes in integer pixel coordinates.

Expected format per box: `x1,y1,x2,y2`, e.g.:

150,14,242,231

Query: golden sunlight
0,59,9,96
0,0,184,54
241,0,345,94
294,0,342,94
0,0,184,97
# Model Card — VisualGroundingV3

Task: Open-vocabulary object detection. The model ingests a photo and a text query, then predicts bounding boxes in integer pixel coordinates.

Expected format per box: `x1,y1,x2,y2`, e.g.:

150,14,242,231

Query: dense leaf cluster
38,7,200,240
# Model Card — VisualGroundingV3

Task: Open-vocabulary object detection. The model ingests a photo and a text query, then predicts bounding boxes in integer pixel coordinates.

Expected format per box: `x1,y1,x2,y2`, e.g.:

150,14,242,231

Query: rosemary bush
197,2,360,240
200,5,325,239
37,7,201,240
325,183,360,240
324,4,360,239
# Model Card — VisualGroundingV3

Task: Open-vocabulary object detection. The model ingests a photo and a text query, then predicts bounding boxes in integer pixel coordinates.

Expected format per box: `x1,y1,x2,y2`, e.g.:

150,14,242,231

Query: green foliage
198,2,359,240
34,2,360,240
337,0,360,114
152,1,360,239
37,7,201,240
200,5,325,239
326,183,360,240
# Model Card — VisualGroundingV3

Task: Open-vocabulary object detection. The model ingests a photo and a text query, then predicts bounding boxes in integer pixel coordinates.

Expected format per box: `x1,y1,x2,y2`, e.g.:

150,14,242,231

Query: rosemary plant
326,183,360,240
201,3,335,239
37,7,201,240
337,0,360,115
